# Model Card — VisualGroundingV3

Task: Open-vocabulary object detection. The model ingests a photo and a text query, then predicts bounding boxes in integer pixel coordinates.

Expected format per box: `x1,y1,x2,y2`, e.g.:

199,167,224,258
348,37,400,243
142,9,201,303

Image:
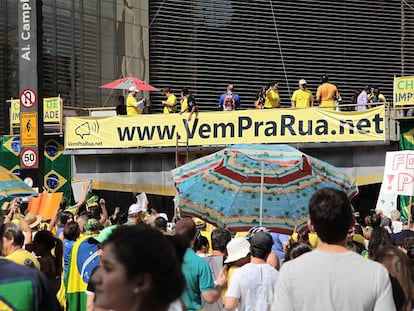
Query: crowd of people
115,75,388,117
0,187,413,310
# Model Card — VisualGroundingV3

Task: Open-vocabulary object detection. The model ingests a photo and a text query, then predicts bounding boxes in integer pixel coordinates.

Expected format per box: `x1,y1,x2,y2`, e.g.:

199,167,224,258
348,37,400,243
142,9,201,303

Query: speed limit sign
21,148,38,169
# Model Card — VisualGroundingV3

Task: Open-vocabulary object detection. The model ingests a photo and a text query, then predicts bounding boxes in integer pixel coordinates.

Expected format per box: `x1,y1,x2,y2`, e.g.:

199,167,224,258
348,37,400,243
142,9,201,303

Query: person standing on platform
180,87,197,121
356,85,371,111
162,87,178,114
316,74,339,110
264,82,280,109
115,95,126,115
219,84,241,110
126,86,145,115
291,79,314,108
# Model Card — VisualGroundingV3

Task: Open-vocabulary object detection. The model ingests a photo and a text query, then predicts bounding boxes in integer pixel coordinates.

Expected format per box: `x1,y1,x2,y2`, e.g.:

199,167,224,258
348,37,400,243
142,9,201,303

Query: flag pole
259,160,264,227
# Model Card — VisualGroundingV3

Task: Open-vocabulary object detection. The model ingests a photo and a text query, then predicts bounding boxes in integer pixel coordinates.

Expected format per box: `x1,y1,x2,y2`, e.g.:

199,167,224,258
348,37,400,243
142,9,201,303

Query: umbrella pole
260,160,264,227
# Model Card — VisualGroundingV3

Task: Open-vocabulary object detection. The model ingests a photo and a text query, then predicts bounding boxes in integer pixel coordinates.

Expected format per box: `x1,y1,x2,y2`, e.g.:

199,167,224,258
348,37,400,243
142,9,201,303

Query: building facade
1,0,414,216
1,0,414,130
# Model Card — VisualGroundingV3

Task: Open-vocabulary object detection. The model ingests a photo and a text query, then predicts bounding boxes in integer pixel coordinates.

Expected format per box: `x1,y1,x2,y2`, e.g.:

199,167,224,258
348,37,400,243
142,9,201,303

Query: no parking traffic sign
20,88,37,109
20,148,39,169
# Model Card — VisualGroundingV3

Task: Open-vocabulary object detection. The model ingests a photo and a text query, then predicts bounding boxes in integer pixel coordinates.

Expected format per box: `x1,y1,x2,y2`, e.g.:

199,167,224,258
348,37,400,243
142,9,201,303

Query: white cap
129,86,138,92
157,213,168,221
299,79,307,85
128,203,146,215
224,237,250,263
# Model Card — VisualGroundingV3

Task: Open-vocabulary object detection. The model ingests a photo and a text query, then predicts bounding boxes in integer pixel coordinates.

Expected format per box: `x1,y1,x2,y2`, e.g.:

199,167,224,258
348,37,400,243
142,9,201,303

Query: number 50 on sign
21,148,38,169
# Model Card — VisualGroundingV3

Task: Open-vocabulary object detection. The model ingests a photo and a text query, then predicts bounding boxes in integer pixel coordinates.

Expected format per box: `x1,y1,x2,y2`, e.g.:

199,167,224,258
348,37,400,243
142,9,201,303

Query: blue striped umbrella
0,166,37,199
171,144,358,234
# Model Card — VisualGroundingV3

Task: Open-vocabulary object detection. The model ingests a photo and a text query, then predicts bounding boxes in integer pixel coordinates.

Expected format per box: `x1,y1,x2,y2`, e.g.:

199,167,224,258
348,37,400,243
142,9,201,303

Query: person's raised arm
188,105,196,121
73,180,90,208
98,198,108,225
20,218,33,246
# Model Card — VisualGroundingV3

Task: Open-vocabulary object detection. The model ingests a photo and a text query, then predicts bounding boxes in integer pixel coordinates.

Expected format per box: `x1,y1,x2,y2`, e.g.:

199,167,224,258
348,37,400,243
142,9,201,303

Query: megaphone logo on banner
75,121,99,139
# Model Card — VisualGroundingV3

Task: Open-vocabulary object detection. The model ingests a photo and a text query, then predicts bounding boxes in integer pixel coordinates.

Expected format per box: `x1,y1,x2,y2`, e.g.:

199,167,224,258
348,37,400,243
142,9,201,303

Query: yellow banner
394,76,414,105
11,97,61,124
64,106,386,149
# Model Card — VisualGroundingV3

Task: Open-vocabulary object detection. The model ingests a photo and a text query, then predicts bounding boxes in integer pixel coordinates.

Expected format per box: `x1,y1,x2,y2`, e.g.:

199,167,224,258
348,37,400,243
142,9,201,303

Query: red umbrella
99,74,159,91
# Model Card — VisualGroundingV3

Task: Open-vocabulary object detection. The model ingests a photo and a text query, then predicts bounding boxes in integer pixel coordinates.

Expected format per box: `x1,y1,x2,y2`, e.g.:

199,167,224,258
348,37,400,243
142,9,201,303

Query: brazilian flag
0,136,72,201
65,235,99,311
398,121,414,220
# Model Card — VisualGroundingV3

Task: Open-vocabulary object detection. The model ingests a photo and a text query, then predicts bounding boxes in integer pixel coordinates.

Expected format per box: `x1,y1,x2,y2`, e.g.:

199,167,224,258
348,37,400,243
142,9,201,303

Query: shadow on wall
351,183,381,223
94,190,175,221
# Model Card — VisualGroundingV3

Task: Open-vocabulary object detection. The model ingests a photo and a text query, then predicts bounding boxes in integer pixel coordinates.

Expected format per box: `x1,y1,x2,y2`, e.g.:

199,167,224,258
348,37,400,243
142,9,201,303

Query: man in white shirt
273,187,396,311
356,85,370,111
224,231,278,311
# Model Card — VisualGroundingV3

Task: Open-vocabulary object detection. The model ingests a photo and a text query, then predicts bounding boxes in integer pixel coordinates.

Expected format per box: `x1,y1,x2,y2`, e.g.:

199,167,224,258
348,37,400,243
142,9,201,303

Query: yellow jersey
291,89,314,108
264,89,280,108
126,95,142,115
316,83,338,110
180,98,188,113
163,93,177,114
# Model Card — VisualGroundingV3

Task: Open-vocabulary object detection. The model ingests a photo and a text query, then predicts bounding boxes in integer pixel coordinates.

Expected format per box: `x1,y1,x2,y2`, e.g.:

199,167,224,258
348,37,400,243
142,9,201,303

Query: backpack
187,95,197,110
224,93,234,110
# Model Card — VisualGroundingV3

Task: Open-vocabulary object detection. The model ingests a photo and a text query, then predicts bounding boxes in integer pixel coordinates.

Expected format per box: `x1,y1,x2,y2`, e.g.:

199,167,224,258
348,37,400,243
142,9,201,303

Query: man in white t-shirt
224,231,278,311
273,187,396,311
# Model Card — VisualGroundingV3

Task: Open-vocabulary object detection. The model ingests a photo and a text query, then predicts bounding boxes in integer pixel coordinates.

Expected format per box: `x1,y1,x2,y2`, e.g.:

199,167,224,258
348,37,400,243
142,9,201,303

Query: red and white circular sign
19,88,37,109
21,148,38,169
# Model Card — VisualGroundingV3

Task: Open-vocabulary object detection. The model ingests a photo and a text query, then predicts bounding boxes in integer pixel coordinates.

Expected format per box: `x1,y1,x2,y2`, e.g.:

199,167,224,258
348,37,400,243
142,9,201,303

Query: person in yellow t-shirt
316,74,339,110
291,79,314,108
126,86,145,115
179,87,197,121
264,82,280,108
369,86,387,107
2,222,41,270
180,96,188,114
162,87,177,114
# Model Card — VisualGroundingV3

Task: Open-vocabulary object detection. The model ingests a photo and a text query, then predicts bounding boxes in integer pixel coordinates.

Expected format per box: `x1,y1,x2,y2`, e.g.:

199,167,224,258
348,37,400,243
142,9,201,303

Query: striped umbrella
99,74,159,91
171,144,358,234
0,166,37,199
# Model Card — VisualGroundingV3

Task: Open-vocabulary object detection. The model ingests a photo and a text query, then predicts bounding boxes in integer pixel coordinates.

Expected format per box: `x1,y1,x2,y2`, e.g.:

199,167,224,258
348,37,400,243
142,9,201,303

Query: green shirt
181,248,215,311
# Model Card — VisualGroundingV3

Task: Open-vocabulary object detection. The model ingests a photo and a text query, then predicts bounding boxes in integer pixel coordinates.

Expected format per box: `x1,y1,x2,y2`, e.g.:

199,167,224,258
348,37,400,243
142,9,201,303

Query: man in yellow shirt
316,74,339,110
264,82,280,108
126,86,145,115
291,79,314,108
2,222,41,270
162,87,177,114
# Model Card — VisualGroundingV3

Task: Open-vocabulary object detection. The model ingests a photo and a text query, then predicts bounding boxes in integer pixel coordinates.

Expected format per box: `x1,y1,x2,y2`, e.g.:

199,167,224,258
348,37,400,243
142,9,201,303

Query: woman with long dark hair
92,225,186,311
33,229,63,293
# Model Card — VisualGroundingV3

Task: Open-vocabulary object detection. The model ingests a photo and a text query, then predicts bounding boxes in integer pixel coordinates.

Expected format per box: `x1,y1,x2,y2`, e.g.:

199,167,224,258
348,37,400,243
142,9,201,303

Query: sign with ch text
394,75,414,105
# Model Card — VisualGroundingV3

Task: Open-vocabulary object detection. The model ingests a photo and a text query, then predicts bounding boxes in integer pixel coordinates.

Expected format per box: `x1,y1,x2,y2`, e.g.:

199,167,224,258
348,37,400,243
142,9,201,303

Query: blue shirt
219,93,240,108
